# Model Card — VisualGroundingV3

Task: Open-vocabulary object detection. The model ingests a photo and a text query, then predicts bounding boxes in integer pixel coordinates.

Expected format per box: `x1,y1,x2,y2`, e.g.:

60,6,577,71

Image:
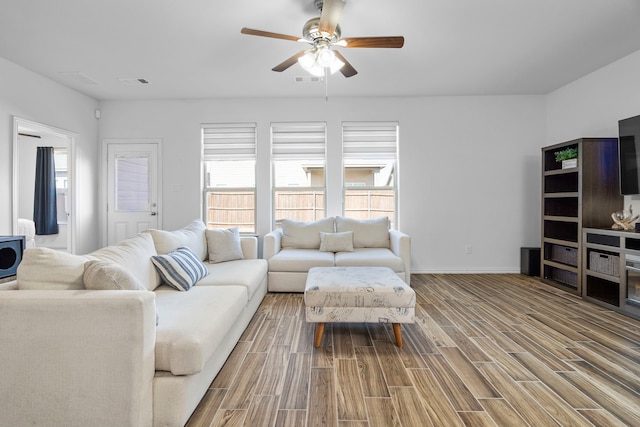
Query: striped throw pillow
151,246,208,291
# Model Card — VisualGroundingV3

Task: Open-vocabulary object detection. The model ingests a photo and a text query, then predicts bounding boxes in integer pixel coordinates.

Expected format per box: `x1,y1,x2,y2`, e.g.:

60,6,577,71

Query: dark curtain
33,147,58,235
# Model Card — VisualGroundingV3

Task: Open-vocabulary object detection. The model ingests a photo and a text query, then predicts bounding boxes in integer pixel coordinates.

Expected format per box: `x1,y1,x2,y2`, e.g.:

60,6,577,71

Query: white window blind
271,122,326,160
202,123,256,160
342,122,398,159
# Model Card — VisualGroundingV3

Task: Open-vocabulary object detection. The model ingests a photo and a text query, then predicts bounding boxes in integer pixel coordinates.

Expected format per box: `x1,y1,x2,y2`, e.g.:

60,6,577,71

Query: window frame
342,121,399,229
271,122,327,228
201,123,257,233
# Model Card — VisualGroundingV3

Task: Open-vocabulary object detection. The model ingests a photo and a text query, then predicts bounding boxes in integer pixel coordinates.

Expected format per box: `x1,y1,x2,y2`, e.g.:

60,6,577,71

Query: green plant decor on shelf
555,147,578,162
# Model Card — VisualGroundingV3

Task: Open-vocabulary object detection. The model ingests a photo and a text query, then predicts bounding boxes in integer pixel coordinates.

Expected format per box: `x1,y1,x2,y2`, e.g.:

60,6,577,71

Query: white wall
99,95,545,272
0,57,100,253
546,48,640,213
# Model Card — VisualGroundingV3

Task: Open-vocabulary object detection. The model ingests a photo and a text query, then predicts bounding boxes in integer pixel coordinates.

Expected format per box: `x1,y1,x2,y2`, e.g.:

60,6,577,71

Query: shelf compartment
543,144,579,172
625,237,640,251
545,243,578,267
543,264,578,290
544,197,578,217
586,232,620,248
544,220,578,243
544,172,578,193
586,275,619,307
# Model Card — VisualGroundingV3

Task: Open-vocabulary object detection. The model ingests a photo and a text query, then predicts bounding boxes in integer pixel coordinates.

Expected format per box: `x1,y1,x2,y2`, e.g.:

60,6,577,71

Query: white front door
106,141,160,245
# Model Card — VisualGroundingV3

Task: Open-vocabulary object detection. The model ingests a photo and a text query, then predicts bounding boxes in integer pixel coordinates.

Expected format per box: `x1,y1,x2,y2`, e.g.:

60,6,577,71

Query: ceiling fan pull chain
325,67,329,101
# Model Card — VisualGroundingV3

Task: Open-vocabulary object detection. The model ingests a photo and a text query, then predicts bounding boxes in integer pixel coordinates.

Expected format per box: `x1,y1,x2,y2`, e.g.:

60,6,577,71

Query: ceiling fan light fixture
298,46,344,76
316,47,335,67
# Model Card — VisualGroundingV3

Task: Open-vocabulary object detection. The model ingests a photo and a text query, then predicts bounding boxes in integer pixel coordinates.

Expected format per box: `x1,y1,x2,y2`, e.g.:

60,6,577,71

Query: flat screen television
619,114,640,195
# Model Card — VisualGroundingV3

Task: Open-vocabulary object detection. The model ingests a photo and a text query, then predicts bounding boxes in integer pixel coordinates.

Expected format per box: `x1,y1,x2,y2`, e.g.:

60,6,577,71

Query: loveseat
264,216,410,292
0,220,268,427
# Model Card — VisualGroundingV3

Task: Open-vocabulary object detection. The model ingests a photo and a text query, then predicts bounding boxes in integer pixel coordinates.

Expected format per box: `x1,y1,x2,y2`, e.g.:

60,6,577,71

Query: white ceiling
1,0,639,101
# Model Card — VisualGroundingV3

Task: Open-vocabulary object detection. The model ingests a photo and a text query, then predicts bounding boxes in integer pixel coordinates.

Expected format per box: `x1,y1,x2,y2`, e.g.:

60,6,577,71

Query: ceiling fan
240,0,404,78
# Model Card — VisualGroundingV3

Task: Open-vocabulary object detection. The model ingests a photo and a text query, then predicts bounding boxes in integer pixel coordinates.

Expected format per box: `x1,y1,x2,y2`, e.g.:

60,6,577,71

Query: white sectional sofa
0,220,267,427
264,216,411,292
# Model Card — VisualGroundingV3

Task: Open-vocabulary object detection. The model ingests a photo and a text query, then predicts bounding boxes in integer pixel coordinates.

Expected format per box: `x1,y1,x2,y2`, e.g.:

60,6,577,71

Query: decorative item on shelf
555,147,578,169
611,205,638,230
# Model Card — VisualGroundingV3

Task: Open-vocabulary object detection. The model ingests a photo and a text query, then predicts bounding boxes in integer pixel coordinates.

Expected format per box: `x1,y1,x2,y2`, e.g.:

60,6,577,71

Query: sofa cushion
154,285,247,375
146,219,208,261
17,248,93,290
335,216,390,248
320,231,354,252
281,217,335,249
268,248,335,272
334,248,405,272
90,233,161,291
197,259,267,300
83,260,146,291
152,247,208,291
206,227,244,263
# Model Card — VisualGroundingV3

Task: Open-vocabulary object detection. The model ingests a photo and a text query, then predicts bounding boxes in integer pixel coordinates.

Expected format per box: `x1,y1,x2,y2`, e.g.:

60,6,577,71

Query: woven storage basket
551,245,578,267
589,252,619,277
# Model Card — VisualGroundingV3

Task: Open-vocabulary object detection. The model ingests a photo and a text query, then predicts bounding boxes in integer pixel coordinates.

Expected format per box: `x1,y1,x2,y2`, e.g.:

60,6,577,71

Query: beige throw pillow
89,233,160,291
319,231,354,252
83,260,147,291
17,248,92,290
206,227,244,263
281,217,335,249
335,216,390,248
145,220,208,261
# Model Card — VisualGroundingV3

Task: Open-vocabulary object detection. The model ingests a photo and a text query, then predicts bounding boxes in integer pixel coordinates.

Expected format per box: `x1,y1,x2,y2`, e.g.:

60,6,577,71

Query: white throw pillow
17,248,92,290
205,227,244,263
146,219,208,261
319,231,354,252
89,233,160,291
151,246,208,291
335,216,390,248
83,260,146,291
281,217,335,249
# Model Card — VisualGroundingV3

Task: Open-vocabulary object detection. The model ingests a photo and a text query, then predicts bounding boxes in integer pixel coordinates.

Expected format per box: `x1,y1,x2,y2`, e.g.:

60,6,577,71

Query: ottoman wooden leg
392,323,403,348
314,322,326,348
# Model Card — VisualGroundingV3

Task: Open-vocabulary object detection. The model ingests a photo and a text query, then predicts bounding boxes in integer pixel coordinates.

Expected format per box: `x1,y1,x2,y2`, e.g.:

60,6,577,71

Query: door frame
12,116,77,253
101,138,162,247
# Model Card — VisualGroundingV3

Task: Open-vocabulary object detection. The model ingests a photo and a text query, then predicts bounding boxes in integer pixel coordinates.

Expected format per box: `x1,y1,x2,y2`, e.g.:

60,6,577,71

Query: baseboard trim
411,268,521,274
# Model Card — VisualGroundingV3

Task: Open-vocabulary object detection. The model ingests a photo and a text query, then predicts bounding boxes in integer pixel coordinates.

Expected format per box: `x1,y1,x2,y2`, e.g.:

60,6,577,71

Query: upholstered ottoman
304,266,415,347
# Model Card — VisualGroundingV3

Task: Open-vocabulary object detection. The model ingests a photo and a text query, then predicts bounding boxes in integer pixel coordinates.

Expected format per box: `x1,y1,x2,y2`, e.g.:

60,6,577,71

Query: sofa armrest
263,229,283,260
390,230,411,285
0,290,156,427
240,236,258,259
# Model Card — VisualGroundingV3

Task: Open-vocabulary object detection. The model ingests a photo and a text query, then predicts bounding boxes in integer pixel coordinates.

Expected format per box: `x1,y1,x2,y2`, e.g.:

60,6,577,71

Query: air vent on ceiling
118,78,150,86
59,72,98,85
294,76,324,83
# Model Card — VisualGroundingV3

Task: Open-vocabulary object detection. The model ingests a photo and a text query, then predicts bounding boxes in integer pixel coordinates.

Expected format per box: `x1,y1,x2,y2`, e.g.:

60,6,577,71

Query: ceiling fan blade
341,36,405,48
334,51,357,78
318,0,346,36
272,50,307,72
241,27,300,42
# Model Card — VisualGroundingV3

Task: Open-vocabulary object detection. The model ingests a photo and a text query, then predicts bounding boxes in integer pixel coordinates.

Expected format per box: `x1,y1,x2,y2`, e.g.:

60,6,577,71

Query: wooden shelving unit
541,138,622,294
583,228,640,320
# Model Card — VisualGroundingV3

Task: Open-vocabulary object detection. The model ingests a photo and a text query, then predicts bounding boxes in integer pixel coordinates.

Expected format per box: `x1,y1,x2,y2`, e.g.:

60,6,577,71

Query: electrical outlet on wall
465,245,472,254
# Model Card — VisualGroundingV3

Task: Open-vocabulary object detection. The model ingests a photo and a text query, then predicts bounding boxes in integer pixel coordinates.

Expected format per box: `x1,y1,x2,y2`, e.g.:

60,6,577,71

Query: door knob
150,212,157,216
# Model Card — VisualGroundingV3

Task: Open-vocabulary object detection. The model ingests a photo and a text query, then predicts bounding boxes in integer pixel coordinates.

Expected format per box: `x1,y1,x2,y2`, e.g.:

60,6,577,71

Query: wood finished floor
185,274,640,427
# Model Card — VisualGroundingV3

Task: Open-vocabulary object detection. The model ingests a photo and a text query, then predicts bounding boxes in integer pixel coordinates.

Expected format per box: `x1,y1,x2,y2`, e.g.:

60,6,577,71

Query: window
202,123,256,233
272,122,326,227
342,122,398,228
